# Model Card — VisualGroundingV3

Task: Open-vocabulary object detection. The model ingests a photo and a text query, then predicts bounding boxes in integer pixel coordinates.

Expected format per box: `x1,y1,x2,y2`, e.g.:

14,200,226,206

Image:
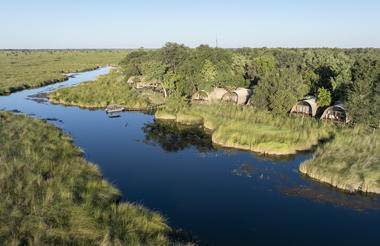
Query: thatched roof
321,103,348,123
290,95,318,117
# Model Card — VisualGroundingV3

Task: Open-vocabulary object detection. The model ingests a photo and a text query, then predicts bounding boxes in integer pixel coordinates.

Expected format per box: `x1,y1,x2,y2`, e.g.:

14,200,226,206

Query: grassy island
48,70,165,109
0,50,130,95
155,104,337,155
0,111,192,245
300,127,380,194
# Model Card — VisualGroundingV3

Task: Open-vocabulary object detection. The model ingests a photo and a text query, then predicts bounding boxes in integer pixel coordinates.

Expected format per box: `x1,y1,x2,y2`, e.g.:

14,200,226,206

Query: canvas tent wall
321,104,348,123
192,87,227,103
208,87,228,102
191,90,209,102
222,88,253,105
127,76,135,85
290,96,318,117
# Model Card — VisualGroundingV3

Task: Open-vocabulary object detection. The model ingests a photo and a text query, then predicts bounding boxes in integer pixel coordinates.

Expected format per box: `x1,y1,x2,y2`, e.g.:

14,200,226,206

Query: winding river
1,67,379,246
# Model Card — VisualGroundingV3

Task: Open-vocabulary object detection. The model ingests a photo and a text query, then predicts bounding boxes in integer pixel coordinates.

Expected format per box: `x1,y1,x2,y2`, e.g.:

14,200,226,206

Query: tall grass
300,126,380,194
48,71,165,108
0,50,131,95
156,103,339,155
0,111,192,245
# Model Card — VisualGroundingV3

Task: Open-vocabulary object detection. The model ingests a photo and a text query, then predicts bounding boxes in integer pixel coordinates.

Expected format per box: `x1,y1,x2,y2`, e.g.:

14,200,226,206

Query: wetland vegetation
48,69,164,109
41,45,380,194
0,111,192,245
0,49,130,95
1,46,379,245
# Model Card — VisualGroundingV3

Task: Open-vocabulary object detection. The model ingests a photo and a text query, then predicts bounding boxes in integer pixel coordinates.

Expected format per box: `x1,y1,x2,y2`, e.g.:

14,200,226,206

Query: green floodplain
1,47,379,243
0,49,131,95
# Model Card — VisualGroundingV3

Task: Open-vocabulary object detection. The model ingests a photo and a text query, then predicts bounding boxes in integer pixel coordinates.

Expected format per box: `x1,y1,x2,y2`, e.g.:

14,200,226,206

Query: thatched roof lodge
290,96,318,117
191,87,228,103
321,103,348,123
221,88,253,105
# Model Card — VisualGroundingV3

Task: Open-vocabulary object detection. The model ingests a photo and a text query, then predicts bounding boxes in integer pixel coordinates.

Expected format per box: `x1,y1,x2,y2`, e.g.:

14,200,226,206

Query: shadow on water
141,119,214,153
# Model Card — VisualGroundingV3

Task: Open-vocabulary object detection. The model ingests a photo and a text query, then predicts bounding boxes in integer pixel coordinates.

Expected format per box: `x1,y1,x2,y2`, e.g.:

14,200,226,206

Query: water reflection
232,163,254,178
141,120,213,152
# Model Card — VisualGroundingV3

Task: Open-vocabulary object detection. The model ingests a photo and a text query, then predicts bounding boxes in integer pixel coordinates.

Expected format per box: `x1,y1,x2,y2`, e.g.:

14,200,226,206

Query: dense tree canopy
119,44,380,126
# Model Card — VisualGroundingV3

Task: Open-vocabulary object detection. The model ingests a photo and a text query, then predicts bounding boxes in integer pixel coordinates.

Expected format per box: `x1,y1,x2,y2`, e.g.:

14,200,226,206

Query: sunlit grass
0,50,131,95
0,111,191,245
300,126,380,193
156,103,338,155
48,71,165,108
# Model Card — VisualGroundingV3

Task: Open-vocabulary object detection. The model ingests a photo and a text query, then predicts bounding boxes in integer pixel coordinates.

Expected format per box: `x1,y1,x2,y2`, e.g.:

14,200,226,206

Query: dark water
1,67,379,246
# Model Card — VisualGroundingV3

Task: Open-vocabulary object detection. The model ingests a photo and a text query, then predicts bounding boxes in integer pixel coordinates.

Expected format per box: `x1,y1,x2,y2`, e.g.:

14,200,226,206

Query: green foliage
201,59,217,85
317,87,332,107
48,71,165,108
114,45,380,126
251,68,308,113
0,50,131,95
0,111,187,245
347,57,380,126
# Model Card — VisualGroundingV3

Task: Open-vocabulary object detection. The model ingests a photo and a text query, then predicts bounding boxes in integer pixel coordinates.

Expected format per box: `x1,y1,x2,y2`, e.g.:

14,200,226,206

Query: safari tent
126,76,135,85
191,87,228,103
321,103,348,123
191,90,209,102
290,96,318,117
221,88,253,105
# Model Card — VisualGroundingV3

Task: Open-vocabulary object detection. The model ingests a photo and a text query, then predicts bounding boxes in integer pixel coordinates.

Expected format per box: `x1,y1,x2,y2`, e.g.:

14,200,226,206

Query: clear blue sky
1,0,379,48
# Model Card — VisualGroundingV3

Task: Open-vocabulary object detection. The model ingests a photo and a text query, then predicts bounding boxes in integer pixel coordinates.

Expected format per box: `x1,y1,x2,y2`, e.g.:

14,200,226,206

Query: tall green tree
316,87,332,107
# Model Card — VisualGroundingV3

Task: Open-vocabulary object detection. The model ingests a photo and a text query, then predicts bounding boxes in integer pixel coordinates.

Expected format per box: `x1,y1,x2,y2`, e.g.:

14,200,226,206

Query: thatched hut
290,96,318,117
191,87,227,103
321,103,348,123
222,88,253,105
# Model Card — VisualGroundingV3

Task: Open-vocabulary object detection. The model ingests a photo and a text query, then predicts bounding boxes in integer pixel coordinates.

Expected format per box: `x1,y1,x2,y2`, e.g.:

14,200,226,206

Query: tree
347,79,373,125
201,59,217,86
316,87,332,107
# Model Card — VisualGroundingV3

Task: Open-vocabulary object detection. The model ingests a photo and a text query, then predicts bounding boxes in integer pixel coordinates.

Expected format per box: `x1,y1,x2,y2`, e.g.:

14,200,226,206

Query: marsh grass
0,50,131,95
0,112,192,245
300,127,380,194
48,71,165,109
156,103,338,155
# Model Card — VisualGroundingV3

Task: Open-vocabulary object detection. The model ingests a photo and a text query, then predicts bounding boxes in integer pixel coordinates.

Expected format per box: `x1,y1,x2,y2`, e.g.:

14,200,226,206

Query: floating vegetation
279,186,380,211
232,163,254,178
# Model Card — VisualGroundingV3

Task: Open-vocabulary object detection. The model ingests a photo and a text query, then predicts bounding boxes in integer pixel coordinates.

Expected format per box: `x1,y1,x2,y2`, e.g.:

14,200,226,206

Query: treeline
119,44,380,127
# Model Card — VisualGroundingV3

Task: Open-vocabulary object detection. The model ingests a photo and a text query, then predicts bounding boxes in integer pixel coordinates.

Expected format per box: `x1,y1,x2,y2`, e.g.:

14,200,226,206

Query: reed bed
0,111,192,245
300,127,380,194
156,103,338,155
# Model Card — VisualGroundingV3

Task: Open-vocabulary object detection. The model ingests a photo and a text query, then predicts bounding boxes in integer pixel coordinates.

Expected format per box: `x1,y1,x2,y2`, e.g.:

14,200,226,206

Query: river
1,67,379,246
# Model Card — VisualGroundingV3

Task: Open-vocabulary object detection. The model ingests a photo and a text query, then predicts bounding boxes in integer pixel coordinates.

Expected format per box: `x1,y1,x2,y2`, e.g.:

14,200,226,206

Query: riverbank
0,111,193,245
299,127,380,194
0,50,130,95
155,104,336,156
47,71,165,110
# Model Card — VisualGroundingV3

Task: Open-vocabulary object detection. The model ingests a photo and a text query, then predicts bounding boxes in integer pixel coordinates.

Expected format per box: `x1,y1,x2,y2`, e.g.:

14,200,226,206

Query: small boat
105,104,124,114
